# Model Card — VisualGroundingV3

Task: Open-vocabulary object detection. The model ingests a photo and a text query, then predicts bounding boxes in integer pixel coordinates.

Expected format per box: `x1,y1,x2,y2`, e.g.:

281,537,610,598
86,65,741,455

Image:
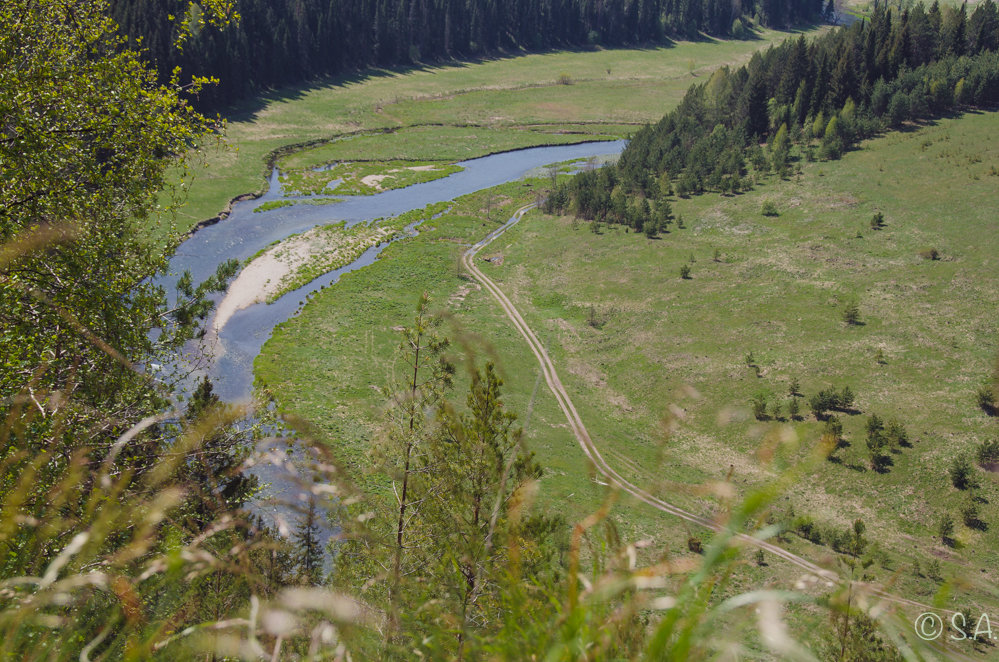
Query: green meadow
165,26,825,236
257,110,999,633
253,197,343,213
278,125,626,168
487,110,999,614
279,160,463,196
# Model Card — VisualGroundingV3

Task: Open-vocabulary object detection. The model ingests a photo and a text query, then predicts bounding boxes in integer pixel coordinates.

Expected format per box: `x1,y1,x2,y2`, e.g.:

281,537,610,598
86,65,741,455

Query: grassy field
279,125,627,167
256,109,999,642
253,198,343,213
254,183,824,641
256,182,628,519
490,110,999,612
279,160,463,196
164,26,824,236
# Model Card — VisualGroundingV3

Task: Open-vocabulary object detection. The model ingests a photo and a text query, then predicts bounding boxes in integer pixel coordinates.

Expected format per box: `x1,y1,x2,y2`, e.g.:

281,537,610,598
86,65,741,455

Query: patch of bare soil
448,281,481,308
214,224,391,332
214,247,306,332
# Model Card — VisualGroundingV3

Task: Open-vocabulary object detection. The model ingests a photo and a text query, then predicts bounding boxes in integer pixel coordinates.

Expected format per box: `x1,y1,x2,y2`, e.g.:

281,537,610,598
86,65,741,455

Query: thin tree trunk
390,321,423,631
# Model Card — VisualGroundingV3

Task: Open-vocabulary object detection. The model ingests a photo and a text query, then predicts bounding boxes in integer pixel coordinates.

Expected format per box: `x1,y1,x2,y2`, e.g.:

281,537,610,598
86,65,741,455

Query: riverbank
156,27,825,240
213,221,400,333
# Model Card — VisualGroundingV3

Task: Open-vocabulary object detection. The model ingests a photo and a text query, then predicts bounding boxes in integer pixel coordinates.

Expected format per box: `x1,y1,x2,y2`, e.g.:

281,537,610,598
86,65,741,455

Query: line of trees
110,0,824,110
547,0,999,223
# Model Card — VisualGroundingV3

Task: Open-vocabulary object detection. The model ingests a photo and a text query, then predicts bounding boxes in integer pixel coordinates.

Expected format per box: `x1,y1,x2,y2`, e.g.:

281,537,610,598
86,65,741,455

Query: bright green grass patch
279,124,626,169
167,27,825,233
521,153,621,180
279,160,462,196
253,197,344,213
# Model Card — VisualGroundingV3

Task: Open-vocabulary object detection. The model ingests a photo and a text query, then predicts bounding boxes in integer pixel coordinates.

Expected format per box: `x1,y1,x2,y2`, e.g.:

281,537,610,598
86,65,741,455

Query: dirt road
462,204,961,625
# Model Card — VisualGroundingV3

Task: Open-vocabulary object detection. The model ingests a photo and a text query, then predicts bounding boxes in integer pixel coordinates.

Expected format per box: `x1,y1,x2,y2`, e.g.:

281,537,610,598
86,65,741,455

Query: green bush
977,383,997,415
809,386,856,419
939,514,955,545
977,438,999,467
961,499,981,528
750,393,769,420
842,299,861,325
949,454,977,490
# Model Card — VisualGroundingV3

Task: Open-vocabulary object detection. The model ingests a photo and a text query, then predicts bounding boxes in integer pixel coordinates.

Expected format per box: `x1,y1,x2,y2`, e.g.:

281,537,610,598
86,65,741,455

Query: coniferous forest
548,0,999,227
111,0,824,109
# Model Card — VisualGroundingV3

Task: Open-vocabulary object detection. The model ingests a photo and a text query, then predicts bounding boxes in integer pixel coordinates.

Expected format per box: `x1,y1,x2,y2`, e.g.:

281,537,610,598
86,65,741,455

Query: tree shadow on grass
872,456,894,473
218,31,798,122
832,406,863,416
965,517,988,532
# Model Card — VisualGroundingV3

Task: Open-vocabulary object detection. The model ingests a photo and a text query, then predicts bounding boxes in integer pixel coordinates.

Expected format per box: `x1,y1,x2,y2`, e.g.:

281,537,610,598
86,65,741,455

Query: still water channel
164,139,626,533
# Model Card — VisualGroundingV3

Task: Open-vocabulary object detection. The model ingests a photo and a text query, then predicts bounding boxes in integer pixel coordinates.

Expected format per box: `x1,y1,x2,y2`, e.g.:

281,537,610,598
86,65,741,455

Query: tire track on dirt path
462,203,970,634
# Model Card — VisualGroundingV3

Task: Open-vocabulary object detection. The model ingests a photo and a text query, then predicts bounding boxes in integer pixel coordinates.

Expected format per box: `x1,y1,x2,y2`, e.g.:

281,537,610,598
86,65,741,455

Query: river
168,140,627,402
164,139,626,536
